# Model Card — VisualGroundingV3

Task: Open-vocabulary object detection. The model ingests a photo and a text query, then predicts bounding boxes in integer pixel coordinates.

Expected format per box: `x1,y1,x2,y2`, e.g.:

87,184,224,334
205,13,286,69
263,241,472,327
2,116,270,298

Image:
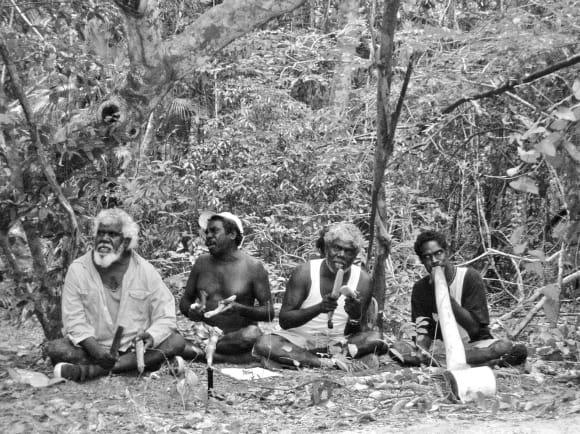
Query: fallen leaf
7,368,64,388
392,398,408,414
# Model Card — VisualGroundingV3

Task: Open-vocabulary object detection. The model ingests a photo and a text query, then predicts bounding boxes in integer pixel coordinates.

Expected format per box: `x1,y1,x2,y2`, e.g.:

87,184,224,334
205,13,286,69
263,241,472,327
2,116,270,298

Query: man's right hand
319,294,338,313
81,337,118,370
187,307,206,322
92,347,118,370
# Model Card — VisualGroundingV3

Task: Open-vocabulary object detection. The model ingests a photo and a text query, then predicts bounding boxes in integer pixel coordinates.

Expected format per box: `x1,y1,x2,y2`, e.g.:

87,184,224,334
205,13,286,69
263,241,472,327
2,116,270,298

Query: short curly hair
94,208,139,250
318,222,364,253
413,230,448,257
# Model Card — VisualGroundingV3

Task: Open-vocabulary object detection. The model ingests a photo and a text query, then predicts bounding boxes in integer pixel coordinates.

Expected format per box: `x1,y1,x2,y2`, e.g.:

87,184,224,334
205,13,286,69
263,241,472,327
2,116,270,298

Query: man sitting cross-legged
44,209,186,382
254,222,388,371
392,230,527,367
179,212,274,364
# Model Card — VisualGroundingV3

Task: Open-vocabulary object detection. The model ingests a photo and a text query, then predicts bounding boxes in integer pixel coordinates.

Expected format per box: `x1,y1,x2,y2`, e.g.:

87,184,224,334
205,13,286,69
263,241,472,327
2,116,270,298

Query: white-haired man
44,209,185,381
254,222,388,370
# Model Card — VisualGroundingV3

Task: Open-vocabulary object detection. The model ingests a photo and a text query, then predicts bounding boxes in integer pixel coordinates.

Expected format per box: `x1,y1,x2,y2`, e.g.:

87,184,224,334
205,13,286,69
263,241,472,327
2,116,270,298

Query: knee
241,325,262,343
253,334,274,356
159,332,186,356
42,338,90,365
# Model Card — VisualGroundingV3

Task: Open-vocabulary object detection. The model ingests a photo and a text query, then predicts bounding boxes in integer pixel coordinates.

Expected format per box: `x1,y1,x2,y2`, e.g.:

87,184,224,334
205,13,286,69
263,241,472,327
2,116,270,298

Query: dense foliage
1,0,579,342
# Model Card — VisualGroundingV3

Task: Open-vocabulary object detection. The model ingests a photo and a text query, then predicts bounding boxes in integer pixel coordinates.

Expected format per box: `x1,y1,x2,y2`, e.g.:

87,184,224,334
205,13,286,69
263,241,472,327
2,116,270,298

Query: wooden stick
204,295,236,318
135,328,145,374
110,326,124,358
501,269,580,323
509,297,546,339
327,268,344,329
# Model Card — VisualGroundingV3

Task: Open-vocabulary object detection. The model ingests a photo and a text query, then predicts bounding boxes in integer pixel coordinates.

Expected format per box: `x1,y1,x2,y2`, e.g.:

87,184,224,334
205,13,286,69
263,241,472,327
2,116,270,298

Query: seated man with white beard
44,209,185,382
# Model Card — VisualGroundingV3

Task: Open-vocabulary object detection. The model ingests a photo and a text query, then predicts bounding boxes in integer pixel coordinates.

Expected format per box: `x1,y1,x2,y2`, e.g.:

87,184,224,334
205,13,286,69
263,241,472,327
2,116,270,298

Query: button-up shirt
62,250,177,352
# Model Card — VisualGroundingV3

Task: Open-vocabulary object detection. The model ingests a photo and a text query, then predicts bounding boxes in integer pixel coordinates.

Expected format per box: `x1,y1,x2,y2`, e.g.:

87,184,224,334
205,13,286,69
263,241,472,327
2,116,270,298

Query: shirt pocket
126,289,150,322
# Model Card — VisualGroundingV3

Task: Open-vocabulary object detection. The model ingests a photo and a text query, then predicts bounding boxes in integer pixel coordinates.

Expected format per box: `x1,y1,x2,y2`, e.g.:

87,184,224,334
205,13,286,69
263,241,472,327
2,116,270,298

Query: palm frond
168,98,197,121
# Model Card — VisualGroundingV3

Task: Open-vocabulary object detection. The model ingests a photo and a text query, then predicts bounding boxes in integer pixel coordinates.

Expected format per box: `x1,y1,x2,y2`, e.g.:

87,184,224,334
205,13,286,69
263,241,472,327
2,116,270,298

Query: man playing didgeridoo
254,222,388,371
394,230,527,367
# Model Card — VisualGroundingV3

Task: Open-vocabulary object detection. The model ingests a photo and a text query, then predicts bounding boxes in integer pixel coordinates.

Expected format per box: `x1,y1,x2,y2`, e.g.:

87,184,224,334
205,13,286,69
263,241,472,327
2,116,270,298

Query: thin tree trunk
369,0,401,334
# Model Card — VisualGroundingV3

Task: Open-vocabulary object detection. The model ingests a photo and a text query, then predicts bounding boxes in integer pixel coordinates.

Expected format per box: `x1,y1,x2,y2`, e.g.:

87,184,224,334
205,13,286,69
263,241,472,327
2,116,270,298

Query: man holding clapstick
254,222,388,370
45,209,185,381
179,211,274,364
404,230,527,367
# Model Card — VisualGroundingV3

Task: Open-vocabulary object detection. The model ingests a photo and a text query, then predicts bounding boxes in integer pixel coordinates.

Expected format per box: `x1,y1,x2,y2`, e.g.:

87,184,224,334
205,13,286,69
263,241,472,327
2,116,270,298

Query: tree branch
441,53,580,114
0,35,80,263
165,0,308,79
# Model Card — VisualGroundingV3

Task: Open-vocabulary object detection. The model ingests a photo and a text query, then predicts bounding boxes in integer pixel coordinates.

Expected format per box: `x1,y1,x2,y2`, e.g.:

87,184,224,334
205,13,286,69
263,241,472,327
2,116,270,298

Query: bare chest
198,266,249,293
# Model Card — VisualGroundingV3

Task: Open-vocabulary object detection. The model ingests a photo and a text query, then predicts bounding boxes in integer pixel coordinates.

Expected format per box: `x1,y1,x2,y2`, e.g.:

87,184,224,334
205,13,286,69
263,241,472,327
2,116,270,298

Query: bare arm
344,270,372,334
179,260,204,321
450,298,481,338
451,269,490,339
279,263,337,329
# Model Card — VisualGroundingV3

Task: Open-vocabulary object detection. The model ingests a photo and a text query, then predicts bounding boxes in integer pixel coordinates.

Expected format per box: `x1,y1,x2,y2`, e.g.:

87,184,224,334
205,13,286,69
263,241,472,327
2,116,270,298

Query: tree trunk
1,0,311,341
369,0,401,334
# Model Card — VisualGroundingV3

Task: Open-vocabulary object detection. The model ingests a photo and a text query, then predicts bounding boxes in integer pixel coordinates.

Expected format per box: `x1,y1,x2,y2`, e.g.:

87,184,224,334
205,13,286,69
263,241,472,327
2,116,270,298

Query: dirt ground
2,309,580,434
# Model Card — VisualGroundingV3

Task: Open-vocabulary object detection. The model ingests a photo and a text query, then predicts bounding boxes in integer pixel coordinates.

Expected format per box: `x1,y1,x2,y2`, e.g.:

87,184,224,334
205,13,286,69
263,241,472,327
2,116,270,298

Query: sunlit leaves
509,176,539,195
554,107,577,122
534,132,560,157
573,79,580,100
517,147,539,163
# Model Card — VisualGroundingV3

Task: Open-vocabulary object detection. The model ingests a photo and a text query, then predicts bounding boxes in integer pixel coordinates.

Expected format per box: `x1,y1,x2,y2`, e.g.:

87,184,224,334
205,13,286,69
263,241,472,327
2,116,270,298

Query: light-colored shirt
62,250,177,351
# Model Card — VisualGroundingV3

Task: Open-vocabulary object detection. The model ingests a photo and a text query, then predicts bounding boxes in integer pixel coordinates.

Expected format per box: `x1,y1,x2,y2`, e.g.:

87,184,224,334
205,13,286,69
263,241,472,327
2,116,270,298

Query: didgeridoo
327,267,344,329
432,266,466,370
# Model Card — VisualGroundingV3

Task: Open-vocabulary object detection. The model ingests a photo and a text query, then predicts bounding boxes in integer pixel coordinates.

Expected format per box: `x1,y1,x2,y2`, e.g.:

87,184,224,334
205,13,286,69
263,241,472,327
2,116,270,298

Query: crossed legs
253,331,389,368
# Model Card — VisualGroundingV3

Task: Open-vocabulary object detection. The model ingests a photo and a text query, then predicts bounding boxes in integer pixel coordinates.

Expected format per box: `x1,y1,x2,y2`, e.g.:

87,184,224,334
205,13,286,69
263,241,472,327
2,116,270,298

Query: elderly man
179,211,274,364
44,209,185,381
405,230,527,366
254,222,388,370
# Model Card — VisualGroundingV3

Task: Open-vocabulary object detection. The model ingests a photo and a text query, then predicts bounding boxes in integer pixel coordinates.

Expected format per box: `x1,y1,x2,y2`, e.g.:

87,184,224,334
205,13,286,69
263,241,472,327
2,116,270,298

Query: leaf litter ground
2,310,580,433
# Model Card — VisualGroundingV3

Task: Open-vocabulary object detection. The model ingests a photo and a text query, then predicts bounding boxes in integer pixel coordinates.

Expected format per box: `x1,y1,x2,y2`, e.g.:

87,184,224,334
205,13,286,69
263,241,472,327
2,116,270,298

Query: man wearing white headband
180,211,274,364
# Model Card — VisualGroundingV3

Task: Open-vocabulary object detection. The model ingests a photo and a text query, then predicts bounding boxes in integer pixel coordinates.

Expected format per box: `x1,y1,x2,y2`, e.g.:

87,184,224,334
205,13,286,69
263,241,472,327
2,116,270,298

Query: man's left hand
135,331,154,350
344,297,362,319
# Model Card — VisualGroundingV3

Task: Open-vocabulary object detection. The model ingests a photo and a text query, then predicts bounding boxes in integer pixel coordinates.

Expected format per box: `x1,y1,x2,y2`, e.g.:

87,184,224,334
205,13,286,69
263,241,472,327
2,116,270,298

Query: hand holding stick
327,268,344,329
110,326,124,359
135,328,145,374
189,290,208,312
204,295,237,318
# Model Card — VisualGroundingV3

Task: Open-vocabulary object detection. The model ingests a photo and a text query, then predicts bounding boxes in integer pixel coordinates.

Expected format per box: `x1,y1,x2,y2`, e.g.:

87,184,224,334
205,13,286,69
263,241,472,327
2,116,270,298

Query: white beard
93,244,124,268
